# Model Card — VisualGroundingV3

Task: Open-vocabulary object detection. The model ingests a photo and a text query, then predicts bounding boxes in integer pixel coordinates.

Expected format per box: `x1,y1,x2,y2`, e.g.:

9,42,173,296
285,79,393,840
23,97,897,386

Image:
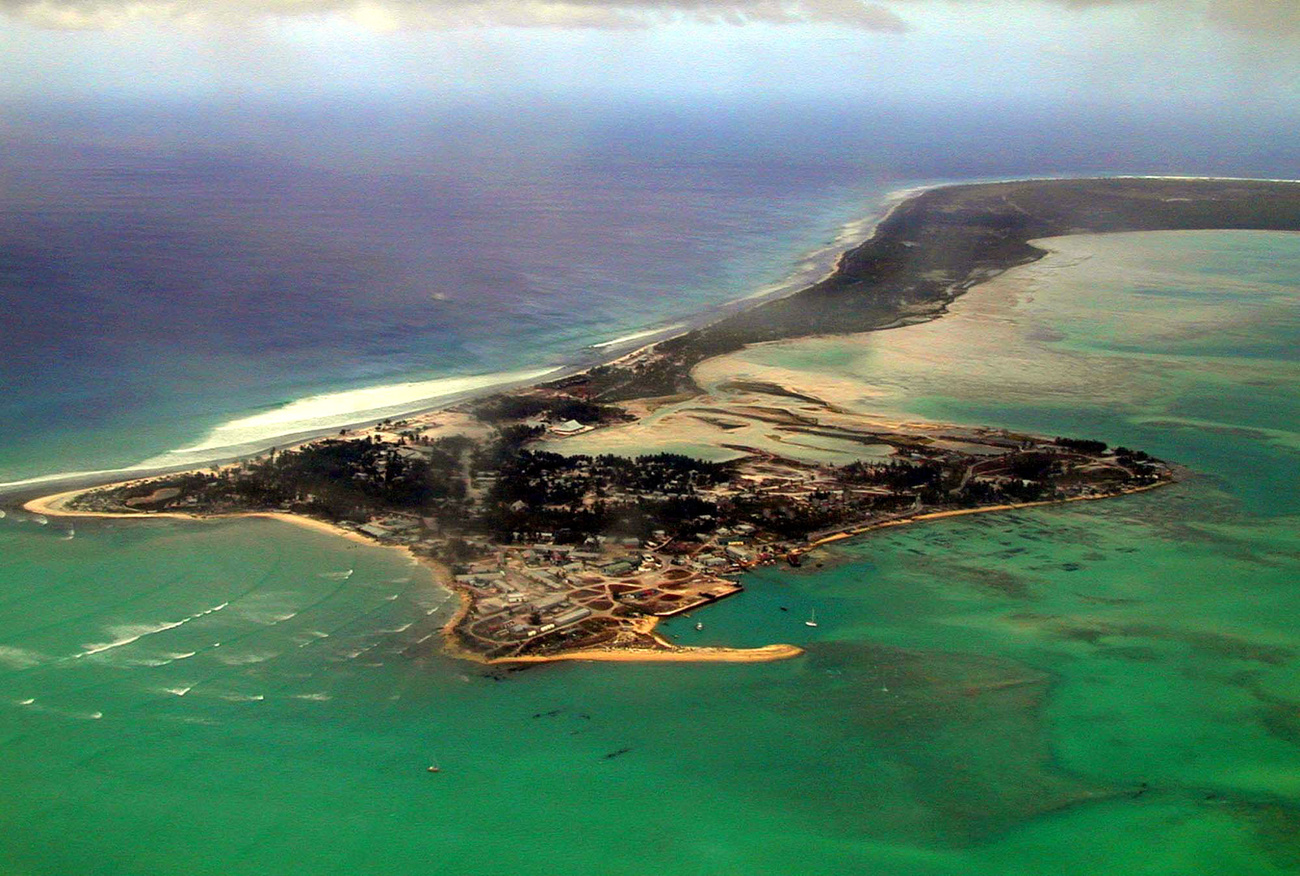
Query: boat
694,622,703,631
805,610,818,628
426,764,441,773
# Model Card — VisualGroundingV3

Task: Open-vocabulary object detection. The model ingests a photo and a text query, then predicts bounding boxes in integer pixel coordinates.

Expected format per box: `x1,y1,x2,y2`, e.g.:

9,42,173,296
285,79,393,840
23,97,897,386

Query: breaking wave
0,367,557,494
142,367,560,461
590,324,685,349
74,602,228,659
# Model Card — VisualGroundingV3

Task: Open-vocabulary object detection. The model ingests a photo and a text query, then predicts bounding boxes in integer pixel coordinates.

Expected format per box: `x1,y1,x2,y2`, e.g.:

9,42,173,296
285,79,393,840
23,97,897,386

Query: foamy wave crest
144,367,560,461
74,602,228,659
0,464,177,493
318,570,354,581
220,693,265,703
131,649,199,667
291,692,333,702
590,325,684,350
0,368,558,494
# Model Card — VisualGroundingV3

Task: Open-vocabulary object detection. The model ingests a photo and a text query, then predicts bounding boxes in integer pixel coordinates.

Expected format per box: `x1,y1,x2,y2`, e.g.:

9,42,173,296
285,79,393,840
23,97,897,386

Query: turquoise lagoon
2,231,1299,874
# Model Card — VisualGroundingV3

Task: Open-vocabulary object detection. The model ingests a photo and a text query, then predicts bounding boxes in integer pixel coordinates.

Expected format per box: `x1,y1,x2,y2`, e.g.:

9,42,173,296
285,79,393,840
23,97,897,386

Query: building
553,607,593,627
550,419,589,436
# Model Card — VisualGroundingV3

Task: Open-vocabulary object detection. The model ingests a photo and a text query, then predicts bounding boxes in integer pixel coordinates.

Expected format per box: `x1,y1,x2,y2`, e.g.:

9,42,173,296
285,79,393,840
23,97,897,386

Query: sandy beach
24,494,809,665
23,178,1287,666
20,457,1166,666
492,643,804,664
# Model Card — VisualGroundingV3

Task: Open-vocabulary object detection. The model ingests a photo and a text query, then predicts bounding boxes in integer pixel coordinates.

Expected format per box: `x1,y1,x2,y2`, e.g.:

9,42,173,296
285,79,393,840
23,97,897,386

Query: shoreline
21,475,1171,666
0,184,909,500
799,480,1173,553
21,496,805,666
7,174,1295,501
14,175,1299,665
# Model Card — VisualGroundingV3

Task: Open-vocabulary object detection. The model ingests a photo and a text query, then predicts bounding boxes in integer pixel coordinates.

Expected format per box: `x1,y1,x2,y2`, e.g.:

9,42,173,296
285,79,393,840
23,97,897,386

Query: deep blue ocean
3,98,1295,486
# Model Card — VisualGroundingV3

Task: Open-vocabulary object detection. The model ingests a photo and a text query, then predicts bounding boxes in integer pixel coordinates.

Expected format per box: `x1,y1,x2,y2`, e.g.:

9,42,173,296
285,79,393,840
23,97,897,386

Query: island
23,176,1300,664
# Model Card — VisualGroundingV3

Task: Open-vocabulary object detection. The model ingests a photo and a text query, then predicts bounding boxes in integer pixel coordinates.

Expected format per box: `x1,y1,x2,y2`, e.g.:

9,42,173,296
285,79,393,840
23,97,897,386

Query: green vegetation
1054,436,1108,453
109,435,471,523
470,393,629,425
482,450,730,542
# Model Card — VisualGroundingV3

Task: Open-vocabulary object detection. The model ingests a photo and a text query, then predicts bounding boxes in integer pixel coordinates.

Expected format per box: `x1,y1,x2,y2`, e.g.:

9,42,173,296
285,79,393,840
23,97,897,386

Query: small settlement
64,385,1170,661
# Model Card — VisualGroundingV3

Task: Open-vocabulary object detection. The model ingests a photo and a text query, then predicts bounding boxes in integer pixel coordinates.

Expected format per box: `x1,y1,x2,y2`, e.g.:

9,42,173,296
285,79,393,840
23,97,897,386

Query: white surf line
725,183,937,308
0,366,559,495
6,175,1292,498
72,602,229,660
1117,174,1300,184
729,172,1300,309
162,366,560,457
590,324,686,349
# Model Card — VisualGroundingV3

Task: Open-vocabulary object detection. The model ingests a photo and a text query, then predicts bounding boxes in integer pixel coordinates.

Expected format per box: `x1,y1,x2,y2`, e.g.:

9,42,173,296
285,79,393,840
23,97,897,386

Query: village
321,450,831,659
59,386,1170,660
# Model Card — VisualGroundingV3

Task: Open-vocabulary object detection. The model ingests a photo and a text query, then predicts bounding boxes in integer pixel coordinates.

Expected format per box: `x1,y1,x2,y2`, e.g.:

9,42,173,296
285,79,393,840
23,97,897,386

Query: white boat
805,610,818,628
694,622,703,631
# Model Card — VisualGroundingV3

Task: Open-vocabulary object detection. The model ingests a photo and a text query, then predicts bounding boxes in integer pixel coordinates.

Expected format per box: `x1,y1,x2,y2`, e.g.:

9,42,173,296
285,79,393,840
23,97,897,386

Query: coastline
799,480,1173,552
0,181,914,500
14,175,1300,665
5,175,1298,500
22,495,805,665
487,643,805,664
0,176,1004,502
21,470,1172,666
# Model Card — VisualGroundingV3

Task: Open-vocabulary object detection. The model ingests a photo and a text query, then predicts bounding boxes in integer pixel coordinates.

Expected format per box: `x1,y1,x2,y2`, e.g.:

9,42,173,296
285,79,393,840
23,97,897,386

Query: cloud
1203,0,1300,39
5,0,1296,38
999,0,1299,40
0,0,910,31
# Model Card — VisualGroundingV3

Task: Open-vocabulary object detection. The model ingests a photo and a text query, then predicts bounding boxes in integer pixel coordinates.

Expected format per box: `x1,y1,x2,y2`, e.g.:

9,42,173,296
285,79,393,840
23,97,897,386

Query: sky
1,0,1297,115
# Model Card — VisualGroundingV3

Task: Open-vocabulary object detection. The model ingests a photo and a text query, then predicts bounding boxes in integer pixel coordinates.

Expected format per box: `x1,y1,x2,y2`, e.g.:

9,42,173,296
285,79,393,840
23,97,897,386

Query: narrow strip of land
19,177,1300,665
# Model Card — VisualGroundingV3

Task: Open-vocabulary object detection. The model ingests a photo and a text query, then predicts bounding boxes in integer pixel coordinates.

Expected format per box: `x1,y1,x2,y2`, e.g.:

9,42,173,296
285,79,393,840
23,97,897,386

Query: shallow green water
2,231,1299,874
